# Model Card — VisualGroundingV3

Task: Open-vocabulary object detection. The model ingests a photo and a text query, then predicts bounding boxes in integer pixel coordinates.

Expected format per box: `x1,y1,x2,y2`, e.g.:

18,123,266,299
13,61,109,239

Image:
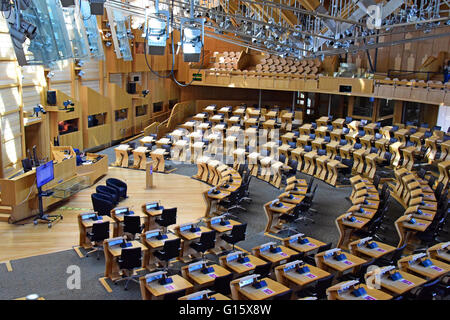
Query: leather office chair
155,208,177,233
190,231,216,262
123,215,144,240
273,289,292,300
86,221,110,259
409,278,444,300
279,206,301,235
91,193,114,216
288,252,305,262
212,273,233,296
221,223,247,251
154,238,181,272
115,247,143,290
106,178,128,199
164,289,186,300
253,262,272,279
375,243,406,267
297,274,334,299
96,185,120,205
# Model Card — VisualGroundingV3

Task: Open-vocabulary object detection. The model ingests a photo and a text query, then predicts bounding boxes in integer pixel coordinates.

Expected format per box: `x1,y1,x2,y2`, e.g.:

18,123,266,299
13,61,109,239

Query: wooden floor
0,167,210,262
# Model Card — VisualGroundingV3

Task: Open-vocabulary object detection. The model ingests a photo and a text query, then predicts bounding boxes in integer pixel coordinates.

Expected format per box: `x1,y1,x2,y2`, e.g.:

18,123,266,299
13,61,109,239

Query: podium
146,161,154,189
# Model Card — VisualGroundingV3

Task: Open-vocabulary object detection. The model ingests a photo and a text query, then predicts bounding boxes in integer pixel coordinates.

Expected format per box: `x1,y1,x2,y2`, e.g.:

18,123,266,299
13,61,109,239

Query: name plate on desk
262,288,274,295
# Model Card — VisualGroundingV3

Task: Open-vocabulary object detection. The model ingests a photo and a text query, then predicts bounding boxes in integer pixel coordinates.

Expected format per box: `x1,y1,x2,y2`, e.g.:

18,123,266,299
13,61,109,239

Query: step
0,205,12,214
0,213,10,222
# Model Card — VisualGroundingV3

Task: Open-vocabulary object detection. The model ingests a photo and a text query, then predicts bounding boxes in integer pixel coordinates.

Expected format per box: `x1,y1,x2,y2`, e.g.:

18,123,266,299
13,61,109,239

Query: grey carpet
0,139,442,300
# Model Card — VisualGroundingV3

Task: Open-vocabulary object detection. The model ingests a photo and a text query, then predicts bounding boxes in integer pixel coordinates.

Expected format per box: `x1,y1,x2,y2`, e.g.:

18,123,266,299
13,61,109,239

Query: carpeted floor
0,139,436,300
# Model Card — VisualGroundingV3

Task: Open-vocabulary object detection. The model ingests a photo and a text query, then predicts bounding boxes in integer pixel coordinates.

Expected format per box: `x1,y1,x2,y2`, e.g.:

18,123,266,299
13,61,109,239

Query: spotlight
105,41,112,47
89,0,105,15
47,71,55,79
61,0,75,7
76,59,85,67
142,90,150,97
77,70,85,77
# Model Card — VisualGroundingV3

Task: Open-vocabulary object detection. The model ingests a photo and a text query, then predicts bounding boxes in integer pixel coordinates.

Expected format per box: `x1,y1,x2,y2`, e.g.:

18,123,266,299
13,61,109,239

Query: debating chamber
0,0,448,306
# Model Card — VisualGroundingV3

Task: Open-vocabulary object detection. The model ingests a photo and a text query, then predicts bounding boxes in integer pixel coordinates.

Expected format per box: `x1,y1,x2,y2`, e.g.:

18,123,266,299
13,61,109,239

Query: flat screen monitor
36,161,54,188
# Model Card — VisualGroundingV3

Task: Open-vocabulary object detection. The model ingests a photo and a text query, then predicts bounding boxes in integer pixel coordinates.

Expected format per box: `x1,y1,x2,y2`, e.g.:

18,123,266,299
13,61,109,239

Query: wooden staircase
0,206,12,222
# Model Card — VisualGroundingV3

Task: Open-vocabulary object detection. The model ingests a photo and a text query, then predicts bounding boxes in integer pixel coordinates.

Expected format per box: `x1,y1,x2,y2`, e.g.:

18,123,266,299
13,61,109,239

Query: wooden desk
398,255,450,280
316,251,367,277
219,254,267,277
181,263,231,289
139,136,155,146
282,236,326,254
335,213,371,249
253,245,298,267
348,240,396,259
275,262,331,290
113,144,131,167
77,213,113,249
104,239,147,281
370,269,427,296
175,225,213,263
278,193,305,205
140,274,194,300
203,189,230,218
395,215,432,252
132,146,149,170
327,282,392,300
232,277,290,300
263,201,296,234
427,242,450,264
151,148,166,172
141,231,179,271
156,138,171,148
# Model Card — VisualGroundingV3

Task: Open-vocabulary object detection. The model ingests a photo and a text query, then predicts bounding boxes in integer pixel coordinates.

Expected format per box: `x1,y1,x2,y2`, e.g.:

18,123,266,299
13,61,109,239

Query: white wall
436,105,450,132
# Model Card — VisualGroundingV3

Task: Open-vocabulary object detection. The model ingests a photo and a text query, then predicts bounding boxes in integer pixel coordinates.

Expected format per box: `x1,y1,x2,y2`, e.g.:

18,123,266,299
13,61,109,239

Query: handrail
387,69,442,82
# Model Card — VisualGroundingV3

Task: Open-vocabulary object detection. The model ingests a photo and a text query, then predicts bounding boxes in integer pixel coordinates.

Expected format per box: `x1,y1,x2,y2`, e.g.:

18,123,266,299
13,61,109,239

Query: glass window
58,119,78,135
87,113,107,128
402,101,421,124
136,105,147,117
379,99,394,117
353,97,374,118
169,99,178,109
378,117,393,126
153,101,163,113
115,109,128,122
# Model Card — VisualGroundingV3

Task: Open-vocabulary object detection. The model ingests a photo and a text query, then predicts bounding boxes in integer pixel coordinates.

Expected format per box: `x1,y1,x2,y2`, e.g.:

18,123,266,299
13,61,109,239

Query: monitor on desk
36,161,54,188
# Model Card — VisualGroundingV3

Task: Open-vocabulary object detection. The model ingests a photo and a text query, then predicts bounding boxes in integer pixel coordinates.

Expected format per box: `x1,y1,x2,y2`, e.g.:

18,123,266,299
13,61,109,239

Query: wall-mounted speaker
47,90,56,105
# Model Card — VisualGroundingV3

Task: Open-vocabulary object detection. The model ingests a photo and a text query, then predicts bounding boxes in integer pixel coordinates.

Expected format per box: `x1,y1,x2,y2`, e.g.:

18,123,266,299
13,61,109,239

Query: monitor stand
33,186,62,228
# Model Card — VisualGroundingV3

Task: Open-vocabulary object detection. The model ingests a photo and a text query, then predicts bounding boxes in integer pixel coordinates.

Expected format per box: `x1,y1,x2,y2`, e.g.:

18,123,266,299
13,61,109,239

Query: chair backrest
279,154,286,164
273,289,292,300
309,133,316,140
199,230,216,250
119,247,142,270
339,139,347,146
254,262,272,279
123,215,141,235
358,130,365,137
353,143,362,149
161,238,181,260
288,252,305,262
370,147,378,154
314,274,334,297
91,221,110,242
434,182,444,199
427,175,436,189
307,177,315,193
317,149,326,156
164,289,186,300
324,136,331,143
390,243,407,265
161,208,177,225
213,273,234,295
375,133,382,140
343,128,350,134
304,145,312,152
230,223,247,242
373,175,380,189
414,278,442,300
317,242,333,253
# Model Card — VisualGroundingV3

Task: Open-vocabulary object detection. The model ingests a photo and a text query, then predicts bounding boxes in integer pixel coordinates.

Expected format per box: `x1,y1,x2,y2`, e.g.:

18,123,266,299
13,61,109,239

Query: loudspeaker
127,82,136,94
22,158,33,172
47,90,57,105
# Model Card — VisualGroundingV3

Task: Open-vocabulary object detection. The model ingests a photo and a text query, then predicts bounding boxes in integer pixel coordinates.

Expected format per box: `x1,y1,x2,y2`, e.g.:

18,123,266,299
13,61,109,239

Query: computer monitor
36,161,54,188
